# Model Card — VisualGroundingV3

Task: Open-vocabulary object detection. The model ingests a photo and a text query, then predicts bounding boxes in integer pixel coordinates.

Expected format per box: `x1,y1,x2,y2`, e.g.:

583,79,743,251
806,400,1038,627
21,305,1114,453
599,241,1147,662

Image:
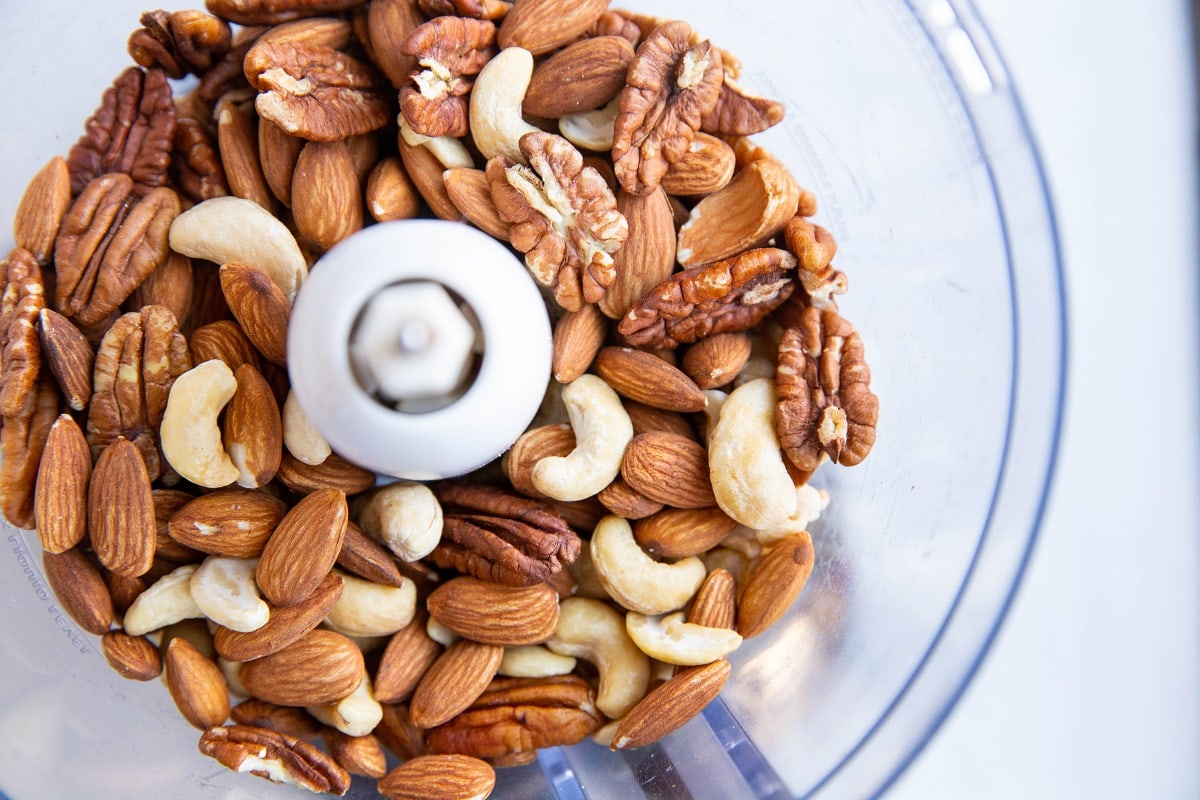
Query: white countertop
889,1,1200,798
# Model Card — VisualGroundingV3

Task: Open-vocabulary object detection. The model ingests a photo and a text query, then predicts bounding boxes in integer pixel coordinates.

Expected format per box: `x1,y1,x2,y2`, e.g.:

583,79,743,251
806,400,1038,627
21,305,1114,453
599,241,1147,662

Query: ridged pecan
53,174,181,327
171,109,230,205
198,724,351,795
128,10,233,80
1,375,59,529
206,0,367,26
400,16,496,138
0,249,45,418
66,67,176,197
426,675,603,758
783,216,846,310
86,306,191,481
776,305,879,471
430,483,581,587
617,247,798,349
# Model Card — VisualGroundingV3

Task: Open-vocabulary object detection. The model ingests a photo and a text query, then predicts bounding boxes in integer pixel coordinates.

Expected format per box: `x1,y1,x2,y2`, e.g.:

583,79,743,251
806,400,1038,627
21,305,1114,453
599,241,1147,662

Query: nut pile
0,0,880,797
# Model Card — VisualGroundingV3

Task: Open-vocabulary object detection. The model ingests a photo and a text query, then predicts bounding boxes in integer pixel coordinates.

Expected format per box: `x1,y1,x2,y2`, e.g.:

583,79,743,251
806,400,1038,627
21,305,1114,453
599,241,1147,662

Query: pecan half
426,675,603,758
66,67,176,197
128,10,233,80
171,109,230,204
207,0,367,25
418,0,510,19
198,724,351,796
776,306,879,471
783,216,847,310
488,131,628,312
430,483,581,587
54,174,181,327
611,21,724,196
400,16,496,138
0,249,45,418
618,247,798,348
246,41,391,141
1,375,59,529
87,306,191,481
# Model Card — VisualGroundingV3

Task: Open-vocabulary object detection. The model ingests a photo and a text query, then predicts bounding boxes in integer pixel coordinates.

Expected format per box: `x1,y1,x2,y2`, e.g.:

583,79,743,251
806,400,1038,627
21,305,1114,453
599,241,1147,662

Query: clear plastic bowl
0,1,1063,798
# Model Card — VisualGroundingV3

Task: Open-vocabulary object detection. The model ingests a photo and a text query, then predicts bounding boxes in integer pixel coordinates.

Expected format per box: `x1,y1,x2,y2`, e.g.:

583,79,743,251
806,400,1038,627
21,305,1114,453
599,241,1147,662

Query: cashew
307,674,382,738
558,98,618,152
160,360,241,488
532,375,633,502
323,570,418,638
123,564,204,636
426,616,460,647
755,484,830,545
701,546,752,587
566,543,611,601
590,719,620,748
168,195,307,302
546,597,650,719
470,46,540,162
590,516,707,615
358,482,443,562
189,556,269,633
282,389,331,466
625,612,743,666
708,378,798,528
398,116,474,169
720,527,763,560
219,657,250,698
498,645,577,678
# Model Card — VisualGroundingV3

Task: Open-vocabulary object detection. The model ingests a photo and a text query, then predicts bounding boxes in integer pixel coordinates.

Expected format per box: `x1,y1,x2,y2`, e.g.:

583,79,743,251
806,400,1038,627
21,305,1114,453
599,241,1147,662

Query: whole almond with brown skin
409,640,504,729
611,658,731,750
275,452,377,496
88,437,156,578
503,423,574,498
376,703,429,761
623,400,697,440
681,332,753,390
34,414,90,554
621,431,717,508
218,101,278,214
498,0,609,55
189,320,261,373
13,155,71,264
231,698,324,739
214,572,344,661
41,547,113,635
104,570,148,616
594,347,707,413
168,488,287,558
258,488,349,607
366,0,423,88
661,132,737,197
159,618,217,662
633,506,738,559
443,167,509,240
597,477,664,520
397,136,461,222
601,188,676,320
165,637,231,729
36,309,93,411
427,577,560,646
292,140,363,254
338,521,407,588
259,116,304,206
737,531,815,638
687,568,737,630
101,631,163,681
222,363,283,488
552,303,607,383
524,36,635,117
151,489,201,563
367,156,422,223
129,252,194,330
219,263,291,367
374,613,443,704
378,754,496,800
323,729,388,779
240,629,365,706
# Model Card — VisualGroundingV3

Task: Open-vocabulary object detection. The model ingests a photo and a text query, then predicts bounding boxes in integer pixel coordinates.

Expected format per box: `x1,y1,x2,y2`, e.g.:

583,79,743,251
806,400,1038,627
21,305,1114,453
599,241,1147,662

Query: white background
891,1,1200,798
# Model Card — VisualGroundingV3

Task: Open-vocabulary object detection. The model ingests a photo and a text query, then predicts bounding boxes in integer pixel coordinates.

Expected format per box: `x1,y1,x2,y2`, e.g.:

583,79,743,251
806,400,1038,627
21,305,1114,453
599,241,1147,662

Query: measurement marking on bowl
7,531,93,655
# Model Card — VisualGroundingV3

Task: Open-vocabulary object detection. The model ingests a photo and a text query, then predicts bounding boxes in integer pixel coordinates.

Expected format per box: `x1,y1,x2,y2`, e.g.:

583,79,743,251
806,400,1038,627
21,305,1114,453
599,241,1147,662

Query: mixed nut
0,0,879,797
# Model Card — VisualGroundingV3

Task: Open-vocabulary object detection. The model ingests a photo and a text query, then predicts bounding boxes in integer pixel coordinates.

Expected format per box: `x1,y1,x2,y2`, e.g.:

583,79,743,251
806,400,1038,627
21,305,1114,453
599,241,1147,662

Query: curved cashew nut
282,389,331,466
532,375,634,502
399,116,475,170
545,597,650,719
708,378,798,528
625,611,743,666
189,556,270,633
307,674,383,737
168,196,307,302
755,484,830,545
219,657,250,698
161,360,240,488
123,564,204,636
324,570,418,638
358,482,443,562
426,616,460,647
590,516,707,615
559,97,619,152
470,46,540,162
498,645,577,678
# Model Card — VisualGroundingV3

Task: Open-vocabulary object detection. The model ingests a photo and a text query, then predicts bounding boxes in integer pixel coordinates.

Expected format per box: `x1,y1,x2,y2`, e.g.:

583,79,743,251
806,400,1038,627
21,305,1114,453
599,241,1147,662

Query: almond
222,363,283,488
167,488,287,558
378,754,496,800
164,637,231,729
661,132,737,196
101,631,163,681
600,187,676,320
218,100,278,214
367,155,422,223
41,547,113,635
104,570,148,616
213,572,343,663
397,136,461,222
633,506,738,559
620,431,716,509
444,167,510,240
12,155,71,264
524,36,635,117
189,320,261,373
34,414,90,554
130,252,194,330
258,116,304,206
374,613,443,704
427,577,560,646
231,698,324,739
151,489,202,562
292,140,363,253
687,568,737,630
323,729,388,779
681,331,753,390
623,400,697,440
597,477,664,520
275,452,377,496
337,521,407,588
36,309,93,411
737,531,814,638
611,658,731,750
552,303,607,383
498,0,609,55
88,437,156,578
240,629,365,706
409,640,504,729
219,263,291,367
594,347,707,413
257,488,349,607
376,703,429,761
503,423,575,499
